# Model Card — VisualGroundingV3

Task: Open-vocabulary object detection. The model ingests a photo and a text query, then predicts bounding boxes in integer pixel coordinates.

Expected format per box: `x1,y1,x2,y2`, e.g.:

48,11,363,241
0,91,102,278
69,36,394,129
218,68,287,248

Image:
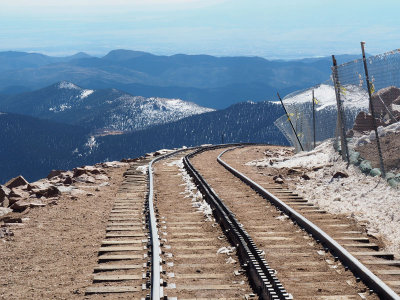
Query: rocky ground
0,159,136,299
356,131,400,174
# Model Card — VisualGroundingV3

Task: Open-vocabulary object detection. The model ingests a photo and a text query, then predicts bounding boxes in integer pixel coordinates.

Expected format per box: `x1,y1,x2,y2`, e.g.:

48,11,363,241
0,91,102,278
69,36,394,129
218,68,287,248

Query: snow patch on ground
247,144,330,169
272,84,369,111
247,140,400,256
136,165,148,175
58,81,79,90
80,89,94,99
168,158,213,221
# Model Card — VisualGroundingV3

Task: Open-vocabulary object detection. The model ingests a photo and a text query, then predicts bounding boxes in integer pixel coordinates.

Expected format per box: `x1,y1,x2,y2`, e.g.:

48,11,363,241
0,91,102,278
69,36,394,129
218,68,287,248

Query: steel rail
184,146,291,300
218,146,400,300
148,147,196,300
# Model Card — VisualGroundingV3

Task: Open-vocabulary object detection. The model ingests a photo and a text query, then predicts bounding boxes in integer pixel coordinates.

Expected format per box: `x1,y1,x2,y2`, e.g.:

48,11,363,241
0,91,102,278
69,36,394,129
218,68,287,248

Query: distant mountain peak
103,49,152,61
57,81,81,90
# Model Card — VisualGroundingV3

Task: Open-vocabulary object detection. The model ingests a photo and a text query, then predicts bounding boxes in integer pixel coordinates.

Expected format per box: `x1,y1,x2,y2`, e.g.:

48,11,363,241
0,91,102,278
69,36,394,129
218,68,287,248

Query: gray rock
369,168,382,177
47,170,66,179
75,174,96,184
10,200,30,212
349,152,361,165
33,185,60,198
63,176,73,185
95,174,109,181
386,172,396,180
388,178,398,188
1,196,10,208
395,173,400,182
9,188,30,199
57,186,75,193
5,175,29,189
0,185,11,199
359,160,372,174
0,207,12,217
29,200,46,208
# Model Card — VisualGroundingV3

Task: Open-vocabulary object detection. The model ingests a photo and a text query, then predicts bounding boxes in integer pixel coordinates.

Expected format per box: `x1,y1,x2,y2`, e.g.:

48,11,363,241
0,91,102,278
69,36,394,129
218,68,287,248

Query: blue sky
1,0,400,59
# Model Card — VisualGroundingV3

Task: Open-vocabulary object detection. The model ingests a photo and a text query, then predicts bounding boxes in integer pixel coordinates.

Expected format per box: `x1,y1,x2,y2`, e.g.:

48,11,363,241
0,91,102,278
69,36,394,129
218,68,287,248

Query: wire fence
274,80,363,152
334,48,400,179
275,46,400,181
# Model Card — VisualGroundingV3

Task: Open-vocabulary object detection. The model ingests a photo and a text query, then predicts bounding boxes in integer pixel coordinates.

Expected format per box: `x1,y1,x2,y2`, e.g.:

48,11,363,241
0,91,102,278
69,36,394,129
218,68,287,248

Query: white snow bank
80,89,94,99
254,140,400,256
272,84,369,111
136,165,148,175
168,158,214,221
247,144,330,170
58,81,79,90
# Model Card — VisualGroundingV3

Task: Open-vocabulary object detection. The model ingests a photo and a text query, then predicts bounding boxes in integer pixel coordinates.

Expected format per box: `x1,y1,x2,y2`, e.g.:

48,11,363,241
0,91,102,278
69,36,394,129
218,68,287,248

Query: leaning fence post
331,55,350,164
277,92,304,151
312,89,316,149
360,41,386,177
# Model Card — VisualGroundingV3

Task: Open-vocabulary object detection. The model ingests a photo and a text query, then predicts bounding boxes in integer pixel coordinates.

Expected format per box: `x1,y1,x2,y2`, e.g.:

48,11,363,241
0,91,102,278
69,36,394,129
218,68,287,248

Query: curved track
188,145,400,300
85,144,400,299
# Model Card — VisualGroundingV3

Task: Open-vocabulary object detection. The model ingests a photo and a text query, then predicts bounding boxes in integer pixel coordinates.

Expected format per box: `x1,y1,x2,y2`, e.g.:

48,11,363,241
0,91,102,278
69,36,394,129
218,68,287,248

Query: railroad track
188,145,400,300
83,144,400,299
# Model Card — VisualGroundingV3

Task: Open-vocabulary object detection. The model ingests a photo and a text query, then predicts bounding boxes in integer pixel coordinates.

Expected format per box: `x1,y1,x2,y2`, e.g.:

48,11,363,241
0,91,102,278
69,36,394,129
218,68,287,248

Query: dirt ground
0,166,128,300
356,131,400,173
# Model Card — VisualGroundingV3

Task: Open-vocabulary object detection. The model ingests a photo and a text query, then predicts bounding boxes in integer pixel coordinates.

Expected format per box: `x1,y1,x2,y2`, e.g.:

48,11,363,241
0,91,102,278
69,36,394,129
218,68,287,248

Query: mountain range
0,81,214,133
0,50,363,109
0,49,363,183
0,101,286,183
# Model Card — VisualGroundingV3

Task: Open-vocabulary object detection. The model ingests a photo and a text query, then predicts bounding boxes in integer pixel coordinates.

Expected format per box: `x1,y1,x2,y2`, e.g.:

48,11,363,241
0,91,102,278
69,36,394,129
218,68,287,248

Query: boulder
359,160,372,174
33,185,60,198
27,180,51,191
388,178,398,188
46,170,66,179
301,174,311,180
349,151,361,165
29,200,46,208
101,161,129,168
83,166,103,174
9,188,29,199
63,176,73,185
57,186,74,193
95,174,109,181
385,172,396,180
1,196,9,208
73,167,87,178
73,166,103,177
371,86,400,118
75,174,96,184
352,111,385,133
10,200,30,212
5,175,28,189
0,185,11,206
121,158,140,163
369,168,382,177
0,207,12,217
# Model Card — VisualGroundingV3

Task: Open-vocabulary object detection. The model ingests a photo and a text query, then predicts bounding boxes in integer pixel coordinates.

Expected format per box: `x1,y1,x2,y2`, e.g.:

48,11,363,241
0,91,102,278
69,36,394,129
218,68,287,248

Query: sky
1,0,400,59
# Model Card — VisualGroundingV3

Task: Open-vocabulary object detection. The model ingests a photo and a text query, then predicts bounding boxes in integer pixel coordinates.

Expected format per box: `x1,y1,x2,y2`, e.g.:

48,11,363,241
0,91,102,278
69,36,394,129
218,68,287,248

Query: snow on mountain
104,95,214,132
58,81,80,90
275,83,369,111
0,81,215,133
49,81,94,112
